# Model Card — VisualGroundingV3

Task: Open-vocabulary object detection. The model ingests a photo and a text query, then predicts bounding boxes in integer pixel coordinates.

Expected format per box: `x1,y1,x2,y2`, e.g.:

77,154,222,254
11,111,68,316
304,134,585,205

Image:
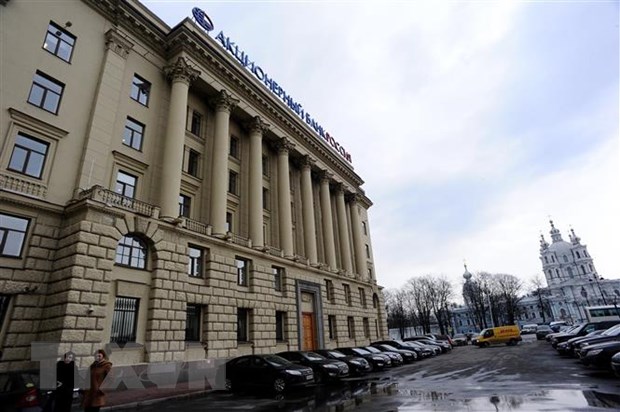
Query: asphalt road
130,335,620,411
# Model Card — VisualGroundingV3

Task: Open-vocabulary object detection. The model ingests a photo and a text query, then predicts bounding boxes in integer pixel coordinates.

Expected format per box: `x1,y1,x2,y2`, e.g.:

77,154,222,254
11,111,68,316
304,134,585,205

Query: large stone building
0,0,387,370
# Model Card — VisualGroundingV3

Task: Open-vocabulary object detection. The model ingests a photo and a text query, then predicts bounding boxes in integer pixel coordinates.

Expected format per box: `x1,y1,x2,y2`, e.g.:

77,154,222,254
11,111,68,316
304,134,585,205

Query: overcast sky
143,1,619,293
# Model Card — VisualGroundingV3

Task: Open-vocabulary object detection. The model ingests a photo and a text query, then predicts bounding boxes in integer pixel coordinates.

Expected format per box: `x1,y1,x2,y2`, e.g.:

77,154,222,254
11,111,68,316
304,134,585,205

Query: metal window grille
185,305,201,341
110,297,139,344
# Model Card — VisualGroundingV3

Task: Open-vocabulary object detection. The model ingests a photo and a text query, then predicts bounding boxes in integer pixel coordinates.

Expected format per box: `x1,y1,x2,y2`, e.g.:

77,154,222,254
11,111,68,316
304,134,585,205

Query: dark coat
81,360,113,408
53,360,77,412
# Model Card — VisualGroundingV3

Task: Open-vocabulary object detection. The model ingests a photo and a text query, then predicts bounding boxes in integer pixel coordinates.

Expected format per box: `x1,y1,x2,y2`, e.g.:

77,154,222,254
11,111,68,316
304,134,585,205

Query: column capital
276,137,295,154
105,29,133,59
300,155,316,170
244,116,270,135
210,89,240,114
164,57,200,85
346,192,362,203
318,170,333,183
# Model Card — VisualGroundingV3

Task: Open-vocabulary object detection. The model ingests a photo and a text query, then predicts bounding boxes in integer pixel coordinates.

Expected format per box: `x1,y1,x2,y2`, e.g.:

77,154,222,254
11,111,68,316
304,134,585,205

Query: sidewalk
71,383,213,411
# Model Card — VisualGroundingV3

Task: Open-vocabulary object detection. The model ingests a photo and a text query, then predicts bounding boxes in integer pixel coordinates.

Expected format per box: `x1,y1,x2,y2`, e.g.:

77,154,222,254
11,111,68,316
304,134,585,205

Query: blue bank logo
192,7,214,32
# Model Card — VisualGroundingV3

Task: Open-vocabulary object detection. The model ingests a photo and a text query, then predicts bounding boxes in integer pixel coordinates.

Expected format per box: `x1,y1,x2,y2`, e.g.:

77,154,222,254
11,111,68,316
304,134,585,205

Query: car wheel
273,377,286,393
315,370,324,384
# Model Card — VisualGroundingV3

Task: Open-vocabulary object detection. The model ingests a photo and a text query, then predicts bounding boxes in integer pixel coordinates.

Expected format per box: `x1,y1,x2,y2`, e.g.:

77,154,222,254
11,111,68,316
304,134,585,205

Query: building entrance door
302,312,316,351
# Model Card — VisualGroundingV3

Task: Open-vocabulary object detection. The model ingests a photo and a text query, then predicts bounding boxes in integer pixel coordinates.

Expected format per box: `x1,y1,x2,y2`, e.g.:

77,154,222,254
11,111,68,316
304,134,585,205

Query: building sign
192,8,352,164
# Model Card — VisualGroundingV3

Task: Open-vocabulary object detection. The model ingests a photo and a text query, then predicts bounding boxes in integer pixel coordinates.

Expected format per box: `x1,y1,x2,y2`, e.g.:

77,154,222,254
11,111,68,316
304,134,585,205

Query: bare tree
405,276,434,333
495,273,524,324
429,276,454,335
384,289,408,338
530,273,552,322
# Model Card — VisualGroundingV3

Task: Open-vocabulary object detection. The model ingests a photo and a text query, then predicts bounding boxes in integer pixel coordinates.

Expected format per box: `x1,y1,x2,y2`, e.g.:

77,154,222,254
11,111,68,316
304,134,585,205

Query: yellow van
475,325,522,347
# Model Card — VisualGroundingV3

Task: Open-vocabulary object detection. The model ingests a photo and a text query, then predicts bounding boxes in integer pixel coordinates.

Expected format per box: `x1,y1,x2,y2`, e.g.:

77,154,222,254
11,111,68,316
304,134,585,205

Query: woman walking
53,351,77,412
81,349,112,412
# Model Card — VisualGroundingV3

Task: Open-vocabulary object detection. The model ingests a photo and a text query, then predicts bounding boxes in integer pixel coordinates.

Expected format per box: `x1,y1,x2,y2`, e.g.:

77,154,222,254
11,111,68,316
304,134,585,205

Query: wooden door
302,312,316,351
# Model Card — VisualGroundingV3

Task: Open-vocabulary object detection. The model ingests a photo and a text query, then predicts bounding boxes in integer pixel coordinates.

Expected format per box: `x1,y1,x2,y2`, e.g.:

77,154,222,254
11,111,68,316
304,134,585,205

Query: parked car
223,354,314,393
399,340,434,358
546,324,579,342
363,346,403,366
611,352,620,377
452,334,468,346
574,323,620,357
557,330,604,356
521,324,538,334
475,325,522,347
337,347,391,370
371,343,417,363
402,337,450,353
313,349,372,376
0,369,52,412
535,325,553,340
550,321,620,348
550,320,569,332
425,334,455,347
277,351,349,383
579,340,620,369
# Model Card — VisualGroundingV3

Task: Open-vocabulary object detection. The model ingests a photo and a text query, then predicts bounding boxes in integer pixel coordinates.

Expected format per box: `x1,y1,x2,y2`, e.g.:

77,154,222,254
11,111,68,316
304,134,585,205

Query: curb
98,389,213,411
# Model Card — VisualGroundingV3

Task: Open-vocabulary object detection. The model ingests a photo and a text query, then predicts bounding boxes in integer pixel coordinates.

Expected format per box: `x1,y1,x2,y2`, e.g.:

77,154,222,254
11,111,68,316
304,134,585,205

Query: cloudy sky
143,1,619,292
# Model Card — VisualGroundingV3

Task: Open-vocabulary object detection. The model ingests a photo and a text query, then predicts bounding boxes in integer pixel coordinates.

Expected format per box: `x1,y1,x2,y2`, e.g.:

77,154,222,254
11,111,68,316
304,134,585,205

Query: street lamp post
590,276,607,305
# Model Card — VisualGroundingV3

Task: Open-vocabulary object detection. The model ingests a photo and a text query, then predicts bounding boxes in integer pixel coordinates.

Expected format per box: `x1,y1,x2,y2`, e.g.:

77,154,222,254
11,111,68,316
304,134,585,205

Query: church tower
539,220,598,287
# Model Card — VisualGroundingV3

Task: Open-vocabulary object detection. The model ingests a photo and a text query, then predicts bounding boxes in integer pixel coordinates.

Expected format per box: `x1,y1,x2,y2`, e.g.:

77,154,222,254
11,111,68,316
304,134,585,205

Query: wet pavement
120,337,620,411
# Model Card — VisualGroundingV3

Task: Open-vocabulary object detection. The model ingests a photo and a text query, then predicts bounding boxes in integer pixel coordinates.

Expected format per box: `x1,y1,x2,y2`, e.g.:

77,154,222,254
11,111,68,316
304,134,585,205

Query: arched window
115,235,147,269
576,251,581,259
563,255,568,263
580,265,586,275
555,269,560,277
548,270,553,278
567,267,573,278
544,256,548,264
551,255,555,262
589,264,593,272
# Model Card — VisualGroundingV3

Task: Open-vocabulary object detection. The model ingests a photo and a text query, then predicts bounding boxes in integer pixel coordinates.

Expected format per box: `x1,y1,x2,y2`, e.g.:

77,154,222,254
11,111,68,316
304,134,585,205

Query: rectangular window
344,284,351,306
190,110,202,136
236,257,249,286
0,294,10,331
115,170,137,198
28,71,64,114
363,318,370,338
185,304,201,342
110,296,139,344
43,21,76,62
0,213,30,258
187,245,203,278
325,280,334,303
130,74,150,106
179,194,191,218
225,212,233,233
228,170,238,195
186,149,200,177
347,316,355,339
362,221,367,235
273,266,284,291
262,155,269,177
359,288,367,308
275,311,286,341
122,117,144,151
328,315,337,340
262,188,269,210
237,308,250,342
229,136,239,159
8,133,49,179
365,244,371,258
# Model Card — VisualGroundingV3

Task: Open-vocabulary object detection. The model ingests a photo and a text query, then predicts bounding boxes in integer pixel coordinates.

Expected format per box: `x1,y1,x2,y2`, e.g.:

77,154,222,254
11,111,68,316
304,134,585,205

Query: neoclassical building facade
0,0,387,370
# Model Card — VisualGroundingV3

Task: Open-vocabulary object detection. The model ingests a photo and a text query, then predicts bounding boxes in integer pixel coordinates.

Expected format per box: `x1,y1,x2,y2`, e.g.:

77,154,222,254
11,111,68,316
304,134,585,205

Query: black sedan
277,351,349,383
314,349,372,376
371,343,418,363
363,346,403,366
223,354,314,393
535,325,553,340
579,340,620,369
337,347,391,370
611,352,620,377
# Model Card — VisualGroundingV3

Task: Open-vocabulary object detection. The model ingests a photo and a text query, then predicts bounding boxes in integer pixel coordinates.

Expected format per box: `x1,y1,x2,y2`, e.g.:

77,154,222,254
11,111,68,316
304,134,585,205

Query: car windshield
328,351,346,358
304,352,326,361
351,348,370,355
602,324,620,336
263,355,292,367
382,344,398,351
365,346,381,353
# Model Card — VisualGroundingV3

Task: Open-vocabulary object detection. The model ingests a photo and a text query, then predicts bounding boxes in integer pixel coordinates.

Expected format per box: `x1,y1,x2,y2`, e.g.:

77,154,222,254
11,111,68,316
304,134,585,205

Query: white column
277,137,294,257
160,57,199,219
247,116,269,249
209,90,239,236
348,193,368,279
319,171,337,270
300,156,318,265
335,184,353,273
